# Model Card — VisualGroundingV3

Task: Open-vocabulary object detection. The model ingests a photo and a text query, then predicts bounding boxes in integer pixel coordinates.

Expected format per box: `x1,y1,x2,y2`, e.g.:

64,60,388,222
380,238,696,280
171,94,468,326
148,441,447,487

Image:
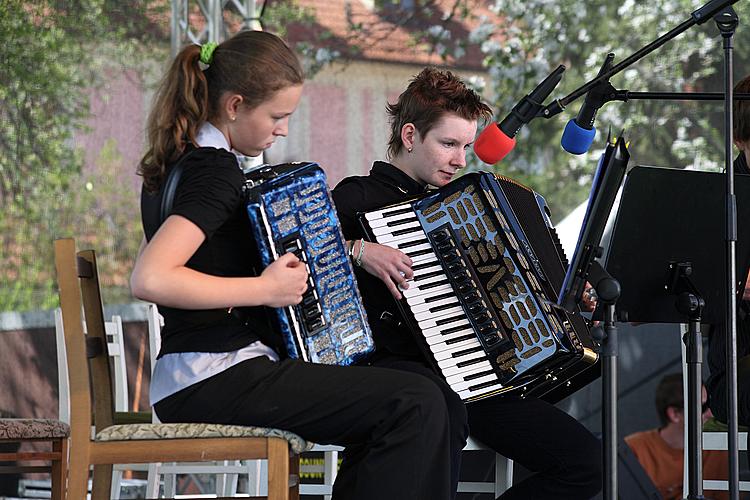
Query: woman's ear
223,94,244,122
401,123,417,151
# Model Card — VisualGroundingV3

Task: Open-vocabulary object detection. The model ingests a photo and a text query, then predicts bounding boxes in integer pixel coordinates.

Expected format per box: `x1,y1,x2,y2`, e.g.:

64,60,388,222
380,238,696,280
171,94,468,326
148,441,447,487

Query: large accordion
244,162,374,366
359,172,599,402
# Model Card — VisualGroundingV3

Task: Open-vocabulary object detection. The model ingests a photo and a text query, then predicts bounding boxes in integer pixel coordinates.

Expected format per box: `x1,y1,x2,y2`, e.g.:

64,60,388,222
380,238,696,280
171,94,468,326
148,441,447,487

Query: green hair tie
199,42,218,65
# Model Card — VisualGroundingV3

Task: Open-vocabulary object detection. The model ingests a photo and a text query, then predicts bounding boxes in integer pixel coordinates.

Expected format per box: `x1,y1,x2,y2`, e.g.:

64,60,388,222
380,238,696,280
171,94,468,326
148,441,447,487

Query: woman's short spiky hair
735,74,750,143
386,67,493,159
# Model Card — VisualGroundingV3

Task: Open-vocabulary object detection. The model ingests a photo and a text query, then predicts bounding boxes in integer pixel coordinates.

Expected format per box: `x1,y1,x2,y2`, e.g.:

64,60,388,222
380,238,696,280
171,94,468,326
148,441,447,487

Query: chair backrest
55,238,116,439
55,309,128,423
106,315,129,412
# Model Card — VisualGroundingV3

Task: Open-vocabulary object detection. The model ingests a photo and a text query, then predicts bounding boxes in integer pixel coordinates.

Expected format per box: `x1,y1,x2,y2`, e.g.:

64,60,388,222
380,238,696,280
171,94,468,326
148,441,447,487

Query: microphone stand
539,0,740,118
532,1,741,498
717,9,741,500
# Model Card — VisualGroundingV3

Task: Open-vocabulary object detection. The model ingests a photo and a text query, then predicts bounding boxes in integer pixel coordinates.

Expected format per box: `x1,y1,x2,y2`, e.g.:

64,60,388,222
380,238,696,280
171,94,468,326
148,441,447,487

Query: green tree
0,0,161,311
375,0,750,220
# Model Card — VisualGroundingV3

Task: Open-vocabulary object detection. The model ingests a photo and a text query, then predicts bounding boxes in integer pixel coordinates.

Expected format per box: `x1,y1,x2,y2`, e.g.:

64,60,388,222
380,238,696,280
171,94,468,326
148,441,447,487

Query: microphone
560,53,615,155
474,65,566,164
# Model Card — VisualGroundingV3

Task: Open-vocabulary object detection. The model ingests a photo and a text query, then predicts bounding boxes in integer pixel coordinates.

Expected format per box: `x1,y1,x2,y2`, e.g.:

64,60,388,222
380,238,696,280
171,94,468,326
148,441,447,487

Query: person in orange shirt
625,373,729,500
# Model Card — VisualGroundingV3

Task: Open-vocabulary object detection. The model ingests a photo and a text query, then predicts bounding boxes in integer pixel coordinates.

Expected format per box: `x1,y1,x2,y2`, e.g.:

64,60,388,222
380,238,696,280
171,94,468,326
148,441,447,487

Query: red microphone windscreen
473,123,516,164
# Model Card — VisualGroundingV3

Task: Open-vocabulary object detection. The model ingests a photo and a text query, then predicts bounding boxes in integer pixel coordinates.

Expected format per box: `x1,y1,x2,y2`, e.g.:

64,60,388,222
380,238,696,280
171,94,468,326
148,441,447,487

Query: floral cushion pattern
0,419,70,440
94,423,312,454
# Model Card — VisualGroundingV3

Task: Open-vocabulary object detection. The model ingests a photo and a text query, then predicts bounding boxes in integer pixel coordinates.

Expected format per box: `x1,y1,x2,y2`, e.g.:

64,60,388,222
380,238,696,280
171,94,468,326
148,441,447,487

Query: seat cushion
95,422,312,454
0,419,70,440
704,417,750,432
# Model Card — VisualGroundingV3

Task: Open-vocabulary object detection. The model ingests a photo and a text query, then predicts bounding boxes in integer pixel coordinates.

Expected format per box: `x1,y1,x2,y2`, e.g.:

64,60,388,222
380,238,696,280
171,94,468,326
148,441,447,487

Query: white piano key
451,373,502,393
445,363,495,385
366,211,418,228
405,289,455,306
424,325,475,342
412,264,444,278
365,204,414,221
418,311,468,330
458,382,506,401
442,357,491,377
414,305,463,322
410,296,459,314
372,220,422,236
402,281,452,299
421,317,471,337
437,348,486,369
430,337,482,356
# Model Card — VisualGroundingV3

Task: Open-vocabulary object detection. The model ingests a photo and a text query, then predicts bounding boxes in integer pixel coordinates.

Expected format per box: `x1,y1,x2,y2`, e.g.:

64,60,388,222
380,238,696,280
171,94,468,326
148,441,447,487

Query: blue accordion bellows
244,162,374,365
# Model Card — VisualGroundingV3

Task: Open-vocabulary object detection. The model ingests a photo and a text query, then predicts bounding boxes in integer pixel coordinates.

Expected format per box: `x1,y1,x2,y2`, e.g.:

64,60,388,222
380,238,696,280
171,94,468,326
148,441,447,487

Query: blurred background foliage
1,0,747,311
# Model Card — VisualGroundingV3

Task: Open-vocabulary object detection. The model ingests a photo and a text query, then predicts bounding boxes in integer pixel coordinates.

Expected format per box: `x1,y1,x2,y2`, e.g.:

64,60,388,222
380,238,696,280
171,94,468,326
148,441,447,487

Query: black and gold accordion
358,172,598,402
245,162,374,366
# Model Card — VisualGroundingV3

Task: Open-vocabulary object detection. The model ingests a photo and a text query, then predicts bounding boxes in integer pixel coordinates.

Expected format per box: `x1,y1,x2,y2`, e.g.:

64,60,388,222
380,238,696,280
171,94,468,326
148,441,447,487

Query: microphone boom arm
539,0,740,118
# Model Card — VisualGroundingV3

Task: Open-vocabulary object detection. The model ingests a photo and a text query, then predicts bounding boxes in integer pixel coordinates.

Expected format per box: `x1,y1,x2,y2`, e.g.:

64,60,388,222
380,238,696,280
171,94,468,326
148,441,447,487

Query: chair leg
66,447,90,500
289,453,300,500
111,468,123,499
91,464,113,500
267,438,290,500
323,450,337,500
50,438,68,500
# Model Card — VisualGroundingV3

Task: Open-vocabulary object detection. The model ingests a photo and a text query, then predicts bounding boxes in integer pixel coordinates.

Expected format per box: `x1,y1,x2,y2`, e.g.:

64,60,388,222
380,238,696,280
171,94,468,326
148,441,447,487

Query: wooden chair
54,238,308,500
0,413,69,500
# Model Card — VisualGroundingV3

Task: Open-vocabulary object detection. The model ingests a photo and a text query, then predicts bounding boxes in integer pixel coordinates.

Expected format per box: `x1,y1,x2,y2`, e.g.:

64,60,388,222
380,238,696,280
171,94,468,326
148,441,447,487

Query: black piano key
414,270,445,282
398,238,429,249
386,216,419,227
456,356,487,368
425,291,456,303
445,334,478,345
464,369,496,381
417,278,450,290
429,301,460,313
382,206,414,218
452,345,484,357
435,313,467,326
413,260,438,271
441,324,471,335
393,226,422,237
406,248,433,258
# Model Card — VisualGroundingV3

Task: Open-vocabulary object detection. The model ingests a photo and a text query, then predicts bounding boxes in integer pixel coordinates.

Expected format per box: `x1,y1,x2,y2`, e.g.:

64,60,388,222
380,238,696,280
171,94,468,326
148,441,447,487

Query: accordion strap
159,149,197,226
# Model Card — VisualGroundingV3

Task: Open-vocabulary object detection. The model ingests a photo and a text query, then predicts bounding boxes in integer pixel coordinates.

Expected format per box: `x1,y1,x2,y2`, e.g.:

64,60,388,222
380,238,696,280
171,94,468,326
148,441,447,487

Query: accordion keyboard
363,172,589,402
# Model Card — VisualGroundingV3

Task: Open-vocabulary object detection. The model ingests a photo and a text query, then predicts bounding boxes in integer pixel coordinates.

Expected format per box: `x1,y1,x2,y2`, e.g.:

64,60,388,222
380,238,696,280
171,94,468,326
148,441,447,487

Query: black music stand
559,135,628,500
604,165,750,500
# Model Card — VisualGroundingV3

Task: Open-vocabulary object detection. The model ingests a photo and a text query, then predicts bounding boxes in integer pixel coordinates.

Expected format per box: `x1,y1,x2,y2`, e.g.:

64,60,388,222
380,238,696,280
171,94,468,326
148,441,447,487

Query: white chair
459,436,514,496
146,304,343,498
247,435,512,498
55,307,137,499
145,304,250,498
680,324,750,494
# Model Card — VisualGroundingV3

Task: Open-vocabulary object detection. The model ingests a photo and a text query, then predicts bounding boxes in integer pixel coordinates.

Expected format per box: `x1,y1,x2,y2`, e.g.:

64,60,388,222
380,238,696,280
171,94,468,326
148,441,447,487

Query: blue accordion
244,162,374,366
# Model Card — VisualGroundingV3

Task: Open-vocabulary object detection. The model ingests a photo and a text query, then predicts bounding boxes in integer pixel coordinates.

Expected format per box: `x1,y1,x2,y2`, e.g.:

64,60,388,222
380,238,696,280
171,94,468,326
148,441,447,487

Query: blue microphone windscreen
561,120,596,155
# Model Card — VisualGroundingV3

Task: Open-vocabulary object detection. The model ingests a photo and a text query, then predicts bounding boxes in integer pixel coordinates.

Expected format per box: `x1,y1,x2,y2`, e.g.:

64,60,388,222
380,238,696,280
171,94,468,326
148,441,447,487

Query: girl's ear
223,94,244,121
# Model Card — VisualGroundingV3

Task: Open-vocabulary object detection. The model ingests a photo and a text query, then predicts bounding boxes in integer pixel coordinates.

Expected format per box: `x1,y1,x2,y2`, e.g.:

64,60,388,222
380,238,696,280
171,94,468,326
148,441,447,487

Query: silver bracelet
355,239,366,267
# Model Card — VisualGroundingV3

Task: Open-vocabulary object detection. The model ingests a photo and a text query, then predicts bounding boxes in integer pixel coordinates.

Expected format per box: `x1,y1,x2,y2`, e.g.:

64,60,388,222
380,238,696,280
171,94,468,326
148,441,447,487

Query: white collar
196,122,231,151
195,122,264,170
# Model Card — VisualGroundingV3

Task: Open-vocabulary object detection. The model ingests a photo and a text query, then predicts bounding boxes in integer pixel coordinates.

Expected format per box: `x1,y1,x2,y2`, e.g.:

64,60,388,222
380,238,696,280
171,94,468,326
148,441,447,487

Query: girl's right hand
358,241,413,300
260,252,309,307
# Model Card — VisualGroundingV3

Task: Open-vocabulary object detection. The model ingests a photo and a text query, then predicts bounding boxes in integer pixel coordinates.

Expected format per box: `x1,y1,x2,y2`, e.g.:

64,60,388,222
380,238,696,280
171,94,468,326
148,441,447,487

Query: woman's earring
231,115,236,122
407,147,413,153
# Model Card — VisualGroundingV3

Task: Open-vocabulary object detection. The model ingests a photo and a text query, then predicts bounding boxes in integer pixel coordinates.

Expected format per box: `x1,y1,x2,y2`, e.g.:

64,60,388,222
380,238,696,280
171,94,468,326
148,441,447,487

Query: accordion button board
245,162,374,366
